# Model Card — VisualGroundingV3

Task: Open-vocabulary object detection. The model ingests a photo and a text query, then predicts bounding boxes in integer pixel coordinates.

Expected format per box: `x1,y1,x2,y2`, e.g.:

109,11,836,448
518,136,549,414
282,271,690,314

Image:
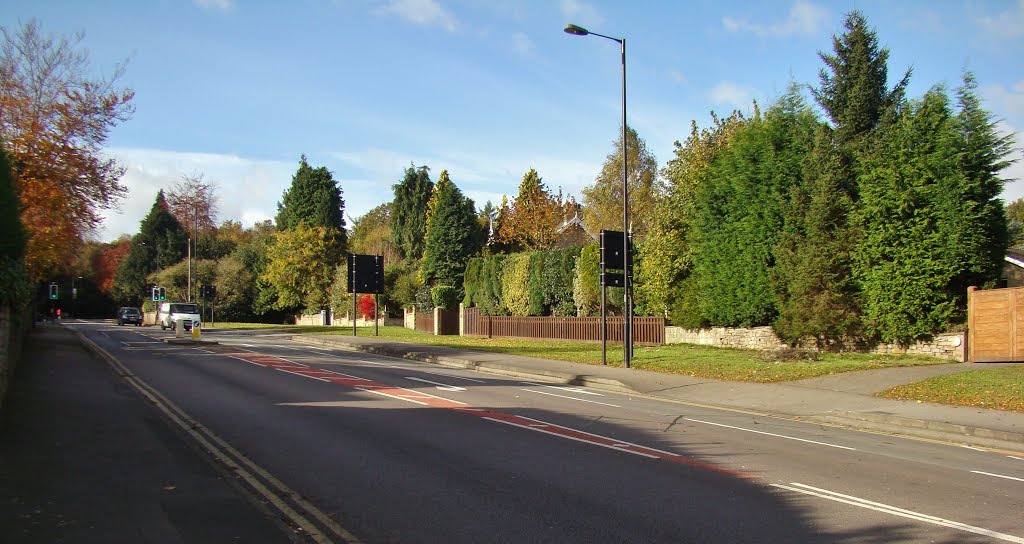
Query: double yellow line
77,331,363,544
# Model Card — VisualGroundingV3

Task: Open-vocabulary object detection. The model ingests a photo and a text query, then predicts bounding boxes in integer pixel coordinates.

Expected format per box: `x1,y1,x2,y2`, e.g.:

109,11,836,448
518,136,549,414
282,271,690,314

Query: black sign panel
601,271,625,287
347,254,384,294
600,230,633,271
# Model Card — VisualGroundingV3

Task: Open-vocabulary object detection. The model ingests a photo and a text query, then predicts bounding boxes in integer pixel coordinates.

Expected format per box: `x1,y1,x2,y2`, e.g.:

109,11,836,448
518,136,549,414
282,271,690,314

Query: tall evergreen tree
812,10,910,145
391,164,433,259
275,155,347,253
111,190,187,304
420,170,479,291
0,144,24,261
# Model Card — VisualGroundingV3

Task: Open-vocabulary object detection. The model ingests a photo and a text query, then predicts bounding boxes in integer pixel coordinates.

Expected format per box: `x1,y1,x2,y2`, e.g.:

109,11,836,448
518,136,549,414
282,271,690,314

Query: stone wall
666,325,966,362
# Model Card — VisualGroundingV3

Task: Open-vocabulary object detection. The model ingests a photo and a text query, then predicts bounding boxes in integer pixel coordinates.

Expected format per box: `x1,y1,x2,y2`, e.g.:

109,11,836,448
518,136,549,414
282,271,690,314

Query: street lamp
564,23,632,367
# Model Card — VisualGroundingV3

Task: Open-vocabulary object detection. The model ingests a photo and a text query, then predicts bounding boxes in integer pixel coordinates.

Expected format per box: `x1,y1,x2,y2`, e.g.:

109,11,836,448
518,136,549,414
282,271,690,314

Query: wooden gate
967,286,1024,362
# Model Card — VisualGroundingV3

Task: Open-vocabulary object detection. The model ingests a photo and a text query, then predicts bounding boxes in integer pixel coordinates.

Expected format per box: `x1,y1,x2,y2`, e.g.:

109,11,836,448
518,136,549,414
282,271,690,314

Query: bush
431,285,458,311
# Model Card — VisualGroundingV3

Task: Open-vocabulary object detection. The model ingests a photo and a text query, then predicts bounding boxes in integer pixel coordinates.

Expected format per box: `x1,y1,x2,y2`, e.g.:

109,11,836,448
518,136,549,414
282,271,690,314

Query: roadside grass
876,365,1024,413
211,323,946,383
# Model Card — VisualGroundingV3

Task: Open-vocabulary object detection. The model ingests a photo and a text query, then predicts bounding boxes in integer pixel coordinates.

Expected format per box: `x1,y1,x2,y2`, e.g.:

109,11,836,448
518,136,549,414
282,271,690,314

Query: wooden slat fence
414,312,434,334
463,306,664,345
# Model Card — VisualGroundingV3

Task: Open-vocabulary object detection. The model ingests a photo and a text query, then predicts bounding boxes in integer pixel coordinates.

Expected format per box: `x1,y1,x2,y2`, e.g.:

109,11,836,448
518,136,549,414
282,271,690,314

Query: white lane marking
685,417,855,451
773,482,1024,543
355,387,430,405
405,376,467,392
482,417,660,459
1008,456,1024,461
521,382,605,396
521,388,621,408
972,470,1024,483
962,445,987,451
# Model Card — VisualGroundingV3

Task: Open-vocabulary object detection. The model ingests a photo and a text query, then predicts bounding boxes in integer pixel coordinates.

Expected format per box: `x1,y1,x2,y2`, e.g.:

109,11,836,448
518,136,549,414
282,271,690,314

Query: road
72,321,1024,543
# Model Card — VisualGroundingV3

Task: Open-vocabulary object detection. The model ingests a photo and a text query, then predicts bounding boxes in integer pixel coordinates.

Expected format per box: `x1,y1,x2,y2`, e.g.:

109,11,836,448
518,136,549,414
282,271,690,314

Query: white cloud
97,148,295,242
194,0,233,13
977,0,1024,38
668,68,688,86
375,0,458,32
985,81,1024,120
560,0,603,28
708,81,758,109
723,0,828,37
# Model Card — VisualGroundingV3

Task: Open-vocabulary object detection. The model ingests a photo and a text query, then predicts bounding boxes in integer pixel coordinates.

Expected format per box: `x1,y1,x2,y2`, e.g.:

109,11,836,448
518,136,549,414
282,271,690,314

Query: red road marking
223,350,757,478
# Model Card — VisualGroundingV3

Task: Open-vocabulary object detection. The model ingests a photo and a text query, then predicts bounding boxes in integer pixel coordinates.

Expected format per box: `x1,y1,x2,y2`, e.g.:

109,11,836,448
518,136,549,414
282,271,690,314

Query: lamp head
564,24,589,36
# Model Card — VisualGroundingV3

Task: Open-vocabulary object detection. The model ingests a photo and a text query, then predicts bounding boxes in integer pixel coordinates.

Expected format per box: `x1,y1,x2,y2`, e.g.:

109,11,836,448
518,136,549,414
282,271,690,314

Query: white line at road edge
773,482,1024,543
972,470,1024,483
684,418,855,450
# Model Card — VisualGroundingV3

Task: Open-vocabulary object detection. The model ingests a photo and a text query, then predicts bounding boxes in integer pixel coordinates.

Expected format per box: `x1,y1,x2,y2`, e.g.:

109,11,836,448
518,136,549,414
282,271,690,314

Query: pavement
291,333,1024,453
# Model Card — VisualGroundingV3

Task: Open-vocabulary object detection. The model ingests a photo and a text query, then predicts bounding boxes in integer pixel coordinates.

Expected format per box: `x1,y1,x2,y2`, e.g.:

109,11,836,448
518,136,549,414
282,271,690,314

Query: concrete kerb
291,335,638,394
291,334,1024,453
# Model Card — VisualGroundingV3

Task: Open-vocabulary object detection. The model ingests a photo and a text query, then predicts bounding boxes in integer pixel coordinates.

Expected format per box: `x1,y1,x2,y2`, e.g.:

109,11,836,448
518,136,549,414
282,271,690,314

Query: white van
158,302,202,331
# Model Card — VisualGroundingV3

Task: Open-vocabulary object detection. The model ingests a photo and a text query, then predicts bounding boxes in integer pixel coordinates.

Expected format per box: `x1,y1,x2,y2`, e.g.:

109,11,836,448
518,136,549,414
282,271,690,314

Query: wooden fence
413,309,459,336
462,306,664,345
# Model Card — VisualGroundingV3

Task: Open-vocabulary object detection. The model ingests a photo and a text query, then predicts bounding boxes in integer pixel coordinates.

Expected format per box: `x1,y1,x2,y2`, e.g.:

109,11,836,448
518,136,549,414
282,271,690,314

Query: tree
0,20,134,280
1007,199,1024,248
636,111,747,324
276,155,347,253
581,125,660,239
349,202,402,264
812,10,910,145
420,170,480,291
0,143,31,309
495,168,564,251
391,164,433,259
111,191,187,305
261,223,341,313
167,173,219,238
358,294,376,319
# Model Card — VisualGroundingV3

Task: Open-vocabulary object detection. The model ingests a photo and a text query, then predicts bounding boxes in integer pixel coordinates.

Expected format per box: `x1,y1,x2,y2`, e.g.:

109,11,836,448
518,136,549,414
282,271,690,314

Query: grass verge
212,323,947,383
876,365,1024,413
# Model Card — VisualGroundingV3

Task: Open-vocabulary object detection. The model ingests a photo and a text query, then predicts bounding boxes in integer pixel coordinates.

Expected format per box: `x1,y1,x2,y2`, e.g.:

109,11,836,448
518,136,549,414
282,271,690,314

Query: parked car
117,306,143,326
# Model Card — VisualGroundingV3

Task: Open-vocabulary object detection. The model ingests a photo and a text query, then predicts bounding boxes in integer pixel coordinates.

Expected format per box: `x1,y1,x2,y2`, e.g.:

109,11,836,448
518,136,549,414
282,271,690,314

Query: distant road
73,321,1024,543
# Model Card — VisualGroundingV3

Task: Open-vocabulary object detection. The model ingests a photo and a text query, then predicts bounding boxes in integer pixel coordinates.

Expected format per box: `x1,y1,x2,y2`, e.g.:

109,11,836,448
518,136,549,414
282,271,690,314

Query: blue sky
3,0,1022,242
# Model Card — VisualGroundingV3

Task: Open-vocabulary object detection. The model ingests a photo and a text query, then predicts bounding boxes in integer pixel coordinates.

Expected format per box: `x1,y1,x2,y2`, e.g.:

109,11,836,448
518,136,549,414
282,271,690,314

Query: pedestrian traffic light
49,283,58,299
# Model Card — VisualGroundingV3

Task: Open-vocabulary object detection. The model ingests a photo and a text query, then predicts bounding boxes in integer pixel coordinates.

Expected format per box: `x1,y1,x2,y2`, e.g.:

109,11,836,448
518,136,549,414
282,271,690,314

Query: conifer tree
391,164,433,259
111,190,187,304
420,170,479,290
813,10,910,145
275,155,347,253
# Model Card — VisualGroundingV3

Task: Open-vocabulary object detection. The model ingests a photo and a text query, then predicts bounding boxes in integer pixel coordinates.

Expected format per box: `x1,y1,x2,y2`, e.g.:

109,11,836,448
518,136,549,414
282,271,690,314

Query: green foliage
573,243,604,317
691,98,813,327
501,253,532,316
773,124,861,347
213,253,256,322
261,223,341,313
112,191,187,305
431,285,458,311
581,125,661,238
812,10,910,145
275,155,347,254
496,169,564,251
461,257,481,307
391,164,433,259
386,259,422,312
420,170,480,291
476,254,506,315
527,251,544,316
852,88,994,343
541,247,579,317
0,145,25,262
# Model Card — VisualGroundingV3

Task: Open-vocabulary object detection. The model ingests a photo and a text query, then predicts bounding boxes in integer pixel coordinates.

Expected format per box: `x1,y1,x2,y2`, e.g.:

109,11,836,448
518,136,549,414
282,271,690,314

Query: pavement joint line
73,329,364,544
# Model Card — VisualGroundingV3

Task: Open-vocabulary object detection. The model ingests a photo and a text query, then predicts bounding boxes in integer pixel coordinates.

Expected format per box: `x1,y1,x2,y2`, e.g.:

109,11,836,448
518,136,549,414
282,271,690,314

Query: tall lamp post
564,23,632,367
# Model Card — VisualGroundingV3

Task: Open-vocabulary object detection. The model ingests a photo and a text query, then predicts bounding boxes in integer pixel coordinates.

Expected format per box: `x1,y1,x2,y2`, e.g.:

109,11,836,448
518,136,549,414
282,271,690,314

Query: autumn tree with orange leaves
0,20,134,280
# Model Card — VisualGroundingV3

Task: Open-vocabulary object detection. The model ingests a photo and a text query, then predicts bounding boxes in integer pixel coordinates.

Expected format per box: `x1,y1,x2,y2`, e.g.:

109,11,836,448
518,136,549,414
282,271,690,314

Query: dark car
117,306,143,326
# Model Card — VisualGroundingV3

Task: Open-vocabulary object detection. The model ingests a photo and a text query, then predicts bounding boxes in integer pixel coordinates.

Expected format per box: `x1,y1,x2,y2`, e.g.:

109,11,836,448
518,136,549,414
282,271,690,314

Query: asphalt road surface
71,321,1024,544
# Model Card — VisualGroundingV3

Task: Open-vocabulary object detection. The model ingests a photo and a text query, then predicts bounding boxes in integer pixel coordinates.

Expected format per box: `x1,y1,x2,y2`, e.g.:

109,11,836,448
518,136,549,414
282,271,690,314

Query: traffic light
49,283,58,300
152,286,159,301
158,286,166,301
